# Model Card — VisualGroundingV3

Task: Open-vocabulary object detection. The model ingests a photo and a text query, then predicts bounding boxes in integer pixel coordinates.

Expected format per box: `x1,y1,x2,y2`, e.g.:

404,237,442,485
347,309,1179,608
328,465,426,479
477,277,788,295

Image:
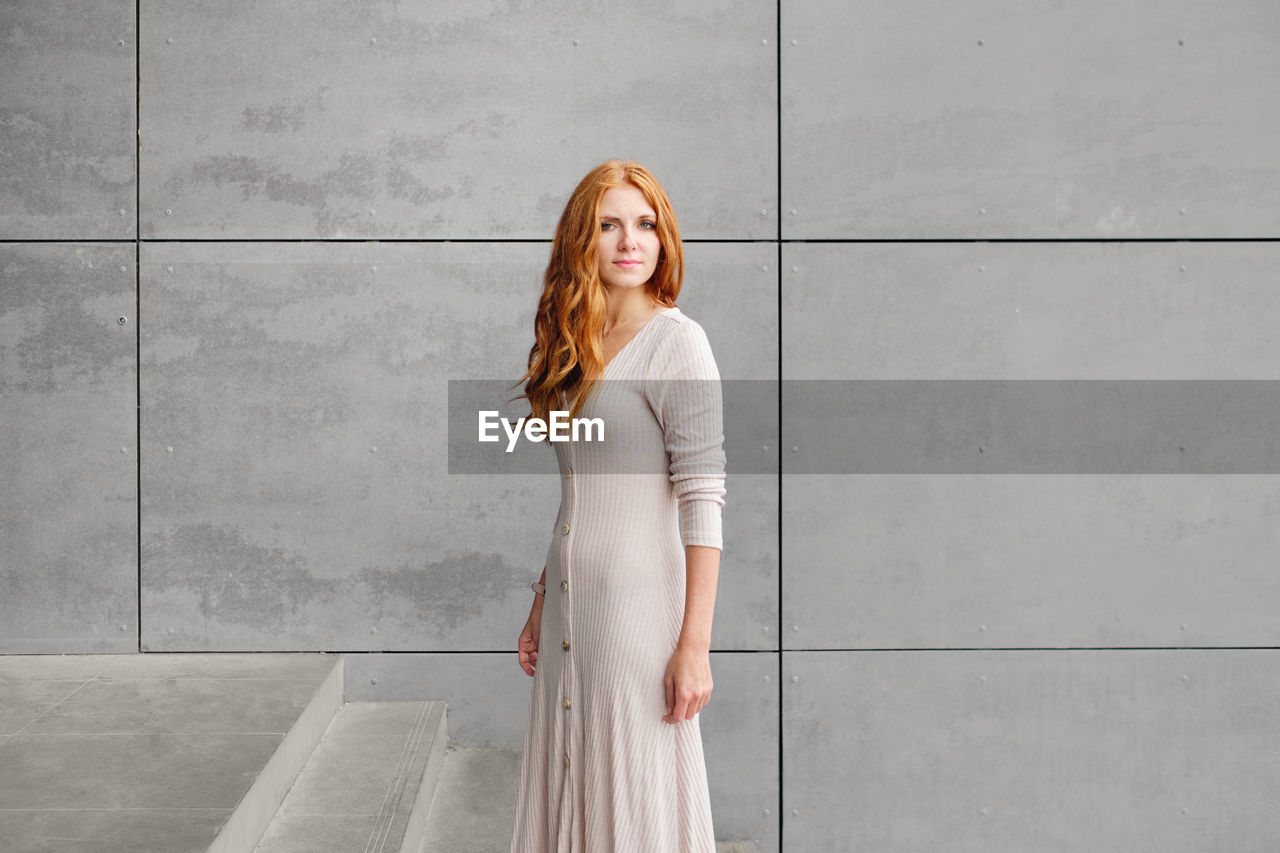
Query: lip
614,260,642,267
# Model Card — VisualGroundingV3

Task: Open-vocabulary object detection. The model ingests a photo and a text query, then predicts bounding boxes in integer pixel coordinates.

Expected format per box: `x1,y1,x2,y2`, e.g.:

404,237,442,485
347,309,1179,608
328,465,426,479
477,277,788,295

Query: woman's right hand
517,610,541,676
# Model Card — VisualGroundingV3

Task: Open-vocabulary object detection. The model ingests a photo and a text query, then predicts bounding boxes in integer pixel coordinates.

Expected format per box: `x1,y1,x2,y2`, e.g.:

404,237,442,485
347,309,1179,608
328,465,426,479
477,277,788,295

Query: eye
600,221,614,230
641,220,656,229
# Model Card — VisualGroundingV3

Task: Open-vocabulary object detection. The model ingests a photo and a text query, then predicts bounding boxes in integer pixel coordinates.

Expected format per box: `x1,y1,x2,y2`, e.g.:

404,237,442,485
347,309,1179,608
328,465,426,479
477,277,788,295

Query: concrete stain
360,552,515,631
188,154,327,207
145,523,342,627
1,249,132,395
238,99,309,134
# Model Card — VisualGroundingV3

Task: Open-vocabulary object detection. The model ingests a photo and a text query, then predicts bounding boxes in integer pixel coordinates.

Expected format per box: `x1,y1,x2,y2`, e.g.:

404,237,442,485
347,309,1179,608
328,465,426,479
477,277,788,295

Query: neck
603,286,657,326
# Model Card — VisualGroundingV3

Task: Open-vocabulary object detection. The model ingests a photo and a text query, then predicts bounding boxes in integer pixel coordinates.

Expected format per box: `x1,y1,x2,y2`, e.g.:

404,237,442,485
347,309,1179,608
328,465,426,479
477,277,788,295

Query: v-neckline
603,306,676,373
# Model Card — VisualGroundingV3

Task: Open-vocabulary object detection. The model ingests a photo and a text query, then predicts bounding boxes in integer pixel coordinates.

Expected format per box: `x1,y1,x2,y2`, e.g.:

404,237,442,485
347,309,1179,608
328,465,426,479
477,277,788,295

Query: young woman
510,159,727,851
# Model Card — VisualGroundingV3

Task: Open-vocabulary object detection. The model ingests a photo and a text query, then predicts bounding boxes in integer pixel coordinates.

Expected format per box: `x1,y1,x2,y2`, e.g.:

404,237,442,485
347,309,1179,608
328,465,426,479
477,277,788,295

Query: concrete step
418,746,521,852
416,746,758,853
252,701,447,853
0,652,342,853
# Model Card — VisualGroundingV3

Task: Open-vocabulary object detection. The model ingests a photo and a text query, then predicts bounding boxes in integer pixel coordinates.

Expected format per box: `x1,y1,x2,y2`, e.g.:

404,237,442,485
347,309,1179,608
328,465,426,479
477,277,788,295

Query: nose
618,225,639,249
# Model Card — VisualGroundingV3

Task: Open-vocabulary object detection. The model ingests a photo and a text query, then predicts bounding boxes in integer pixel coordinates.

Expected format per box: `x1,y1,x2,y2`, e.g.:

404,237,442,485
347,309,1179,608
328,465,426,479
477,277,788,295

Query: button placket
559,440,576,798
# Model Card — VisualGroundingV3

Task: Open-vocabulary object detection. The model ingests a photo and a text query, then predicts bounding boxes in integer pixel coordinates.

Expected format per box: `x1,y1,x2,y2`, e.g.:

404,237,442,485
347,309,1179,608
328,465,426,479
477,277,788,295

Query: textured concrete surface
139,241,776,653
698,654,780,851
253,701,446,853
781,243,1280,380
207,656,344,853
782,0,1280,238
139,0,777,240
779,241,1280,650
782,650,1280,852
419,746,522,853
0,244,138,653
783,473,1280,649
0,653,336,853
0,0,136,239
344,653,526,748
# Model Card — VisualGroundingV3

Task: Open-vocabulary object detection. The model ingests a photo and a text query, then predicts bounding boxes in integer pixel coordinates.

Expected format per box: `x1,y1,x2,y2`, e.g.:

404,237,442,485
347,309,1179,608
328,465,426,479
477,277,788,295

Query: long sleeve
643,318,727,550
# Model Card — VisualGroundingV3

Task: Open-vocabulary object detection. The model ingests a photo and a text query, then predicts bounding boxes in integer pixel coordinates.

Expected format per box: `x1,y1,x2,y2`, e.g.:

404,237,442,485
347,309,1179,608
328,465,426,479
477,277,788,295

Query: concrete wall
3,1,1279,850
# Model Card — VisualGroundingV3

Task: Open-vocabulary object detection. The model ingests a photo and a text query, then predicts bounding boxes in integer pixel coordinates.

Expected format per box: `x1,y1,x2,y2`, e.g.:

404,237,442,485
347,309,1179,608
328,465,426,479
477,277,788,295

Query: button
565,466,573,478
560,580,568,591
563,697,572,709
564,755,571,767
562,640,570,650
562,523,570,534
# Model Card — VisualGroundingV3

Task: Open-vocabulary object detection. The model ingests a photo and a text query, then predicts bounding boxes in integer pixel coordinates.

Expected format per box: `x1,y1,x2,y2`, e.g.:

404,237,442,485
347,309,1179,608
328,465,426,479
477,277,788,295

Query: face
595,184,662,292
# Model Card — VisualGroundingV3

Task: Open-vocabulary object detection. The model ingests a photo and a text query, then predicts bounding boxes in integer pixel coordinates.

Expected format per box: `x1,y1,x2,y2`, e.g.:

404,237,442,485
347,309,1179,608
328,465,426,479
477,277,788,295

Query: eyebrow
599,213,656,222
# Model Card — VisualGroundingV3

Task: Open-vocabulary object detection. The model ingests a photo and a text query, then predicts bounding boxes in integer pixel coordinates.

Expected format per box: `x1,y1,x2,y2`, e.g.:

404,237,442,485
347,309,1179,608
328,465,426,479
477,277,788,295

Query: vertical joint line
774,0,784,849
135,0,142,651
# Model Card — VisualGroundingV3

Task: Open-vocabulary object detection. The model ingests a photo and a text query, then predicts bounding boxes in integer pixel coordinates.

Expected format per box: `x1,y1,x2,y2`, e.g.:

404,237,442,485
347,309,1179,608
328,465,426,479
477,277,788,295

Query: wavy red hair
514,159,684,421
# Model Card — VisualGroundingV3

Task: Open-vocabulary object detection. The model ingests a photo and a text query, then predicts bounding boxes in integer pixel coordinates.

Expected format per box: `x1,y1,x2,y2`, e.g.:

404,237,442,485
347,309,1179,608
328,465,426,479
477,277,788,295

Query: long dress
510,305,727,852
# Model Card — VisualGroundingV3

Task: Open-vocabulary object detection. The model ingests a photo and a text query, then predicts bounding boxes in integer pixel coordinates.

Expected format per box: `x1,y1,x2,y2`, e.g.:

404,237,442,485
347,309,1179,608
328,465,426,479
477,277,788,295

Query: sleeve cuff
680,501,723,550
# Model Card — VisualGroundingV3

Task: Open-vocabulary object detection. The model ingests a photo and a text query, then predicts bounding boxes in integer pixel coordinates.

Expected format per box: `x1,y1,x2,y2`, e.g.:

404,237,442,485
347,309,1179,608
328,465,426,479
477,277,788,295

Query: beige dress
510,306,727,852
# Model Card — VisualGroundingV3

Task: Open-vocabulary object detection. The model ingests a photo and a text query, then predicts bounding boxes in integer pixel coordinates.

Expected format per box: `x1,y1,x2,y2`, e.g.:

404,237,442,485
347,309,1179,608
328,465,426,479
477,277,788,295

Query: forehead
598,184,654,215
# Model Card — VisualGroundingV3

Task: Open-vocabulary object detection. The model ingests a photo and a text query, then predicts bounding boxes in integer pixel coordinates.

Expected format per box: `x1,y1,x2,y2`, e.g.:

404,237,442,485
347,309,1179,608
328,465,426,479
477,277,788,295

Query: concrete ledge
210,655,344,853
399,705,448,853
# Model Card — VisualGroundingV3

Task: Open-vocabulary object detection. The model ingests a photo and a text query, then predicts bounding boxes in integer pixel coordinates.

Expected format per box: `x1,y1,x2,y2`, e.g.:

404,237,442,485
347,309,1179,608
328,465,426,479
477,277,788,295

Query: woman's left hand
663,644,713,724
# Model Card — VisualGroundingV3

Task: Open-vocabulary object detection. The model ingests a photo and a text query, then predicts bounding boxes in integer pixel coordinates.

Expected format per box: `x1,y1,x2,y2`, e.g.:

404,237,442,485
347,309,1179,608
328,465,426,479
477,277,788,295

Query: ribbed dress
510,306,727,853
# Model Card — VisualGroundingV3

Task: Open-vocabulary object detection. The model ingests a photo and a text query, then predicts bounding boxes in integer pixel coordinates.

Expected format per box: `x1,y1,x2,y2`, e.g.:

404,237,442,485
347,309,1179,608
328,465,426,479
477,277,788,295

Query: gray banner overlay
449,380,1280,475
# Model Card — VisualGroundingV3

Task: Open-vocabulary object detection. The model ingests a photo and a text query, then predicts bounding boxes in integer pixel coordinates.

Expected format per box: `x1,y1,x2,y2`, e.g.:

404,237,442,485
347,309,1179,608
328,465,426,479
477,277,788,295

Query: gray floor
0,653,334,853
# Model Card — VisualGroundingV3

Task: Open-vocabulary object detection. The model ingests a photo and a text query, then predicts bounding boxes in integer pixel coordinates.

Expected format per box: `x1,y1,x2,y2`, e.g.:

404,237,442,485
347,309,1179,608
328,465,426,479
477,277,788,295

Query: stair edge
208,654,345,853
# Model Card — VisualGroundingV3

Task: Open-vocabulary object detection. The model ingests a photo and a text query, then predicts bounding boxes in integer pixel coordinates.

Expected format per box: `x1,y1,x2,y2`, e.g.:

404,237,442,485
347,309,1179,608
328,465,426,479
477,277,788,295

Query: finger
665,675,675,718
672,691,691,723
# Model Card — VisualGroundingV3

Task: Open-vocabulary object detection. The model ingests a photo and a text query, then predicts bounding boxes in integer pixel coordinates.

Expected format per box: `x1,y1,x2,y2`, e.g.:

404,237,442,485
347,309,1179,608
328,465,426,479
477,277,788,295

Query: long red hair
514,160,684,421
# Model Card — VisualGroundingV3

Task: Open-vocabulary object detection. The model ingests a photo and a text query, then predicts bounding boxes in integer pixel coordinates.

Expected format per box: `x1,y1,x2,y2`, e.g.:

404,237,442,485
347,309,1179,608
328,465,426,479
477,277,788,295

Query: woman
510,159,727,852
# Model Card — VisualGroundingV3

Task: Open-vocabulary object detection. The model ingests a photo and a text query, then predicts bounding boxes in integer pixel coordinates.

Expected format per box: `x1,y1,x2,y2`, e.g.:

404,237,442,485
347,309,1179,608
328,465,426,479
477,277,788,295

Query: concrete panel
0,244,137,653
345,651,780,849
140,0,776,240
782,242,1280,380
782,0,1280,238
783,650,1280,852
780,241,1280,648
783,474,1280,649
699,652,779,852
0,1,136,239
140,242,772,651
